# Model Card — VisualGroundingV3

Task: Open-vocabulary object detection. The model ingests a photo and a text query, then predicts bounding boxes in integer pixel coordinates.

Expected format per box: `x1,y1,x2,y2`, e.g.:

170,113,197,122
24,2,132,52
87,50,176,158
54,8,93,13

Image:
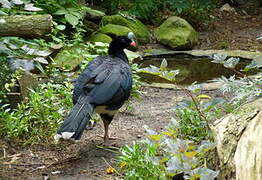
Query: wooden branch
0,14,52,38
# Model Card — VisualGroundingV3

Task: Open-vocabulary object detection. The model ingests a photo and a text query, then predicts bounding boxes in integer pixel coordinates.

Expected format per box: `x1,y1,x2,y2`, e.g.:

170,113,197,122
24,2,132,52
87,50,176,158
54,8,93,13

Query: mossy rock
54,43,91,70
99,24,132,37
101,15,150,43
155,16,198,49
88,33,112,43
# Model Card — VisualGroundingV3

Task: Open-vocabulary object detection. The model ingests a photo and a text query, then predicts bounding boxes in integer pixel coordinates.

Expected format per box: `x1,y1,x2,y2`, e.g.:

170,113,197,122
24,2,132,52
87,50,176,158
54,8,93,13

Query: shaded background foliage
87,0,218,27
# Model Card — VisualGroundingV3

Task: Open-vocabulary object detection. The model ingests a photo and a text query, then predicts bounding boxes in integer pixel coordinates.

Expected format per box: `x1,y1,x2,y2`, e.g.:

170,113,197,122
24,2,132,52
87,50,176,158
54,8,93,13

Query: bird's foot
98,135,120,141
98,135,120,147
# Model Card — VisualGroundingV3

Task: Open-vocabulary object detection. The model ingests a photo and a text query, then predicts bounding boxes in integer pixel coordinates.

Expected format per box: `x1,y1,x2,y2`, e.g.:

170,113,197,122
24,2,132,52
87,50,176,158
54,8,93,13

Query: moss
101,15,150,43
155,16,198,49
54,43,91,70
99,24,132,37
88,33,112,43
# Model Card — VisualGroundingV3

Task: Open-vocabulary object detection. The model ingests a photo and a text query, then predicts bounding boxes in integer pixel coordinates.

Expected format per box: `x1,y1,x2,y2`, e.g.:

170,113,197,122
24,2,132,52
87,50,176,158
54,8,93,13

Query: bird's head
109,32,137,51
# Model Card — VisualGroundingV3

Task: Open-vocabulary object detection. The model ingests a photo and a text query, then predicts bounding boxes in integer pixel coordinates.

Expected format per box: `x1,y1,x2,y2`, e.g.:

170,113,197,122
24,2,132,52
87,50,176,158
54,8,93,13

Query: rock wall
211,99,262,180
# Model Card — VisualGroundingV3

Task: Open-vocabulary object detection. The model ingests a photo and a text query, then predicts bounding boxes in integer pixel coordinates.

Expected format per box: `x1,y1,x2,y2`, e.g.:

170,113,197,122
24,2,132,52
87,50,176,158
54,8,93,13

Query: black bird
55,32,136,144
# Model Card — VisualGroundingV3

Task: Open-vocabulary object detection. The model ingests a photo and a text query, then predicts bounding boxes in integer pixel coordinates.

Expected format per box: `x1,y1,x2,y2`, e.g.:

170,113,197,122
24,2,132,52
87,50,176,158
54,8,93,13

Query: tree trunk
0,14,52,38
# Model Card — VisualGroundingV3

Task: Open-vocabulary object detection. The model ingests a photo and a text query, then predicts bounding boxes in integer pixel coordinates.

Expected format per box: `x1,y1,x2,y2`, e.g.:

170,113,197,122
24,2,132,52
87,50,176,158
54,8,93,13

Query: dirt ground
0,87,222,180
0,5,261,180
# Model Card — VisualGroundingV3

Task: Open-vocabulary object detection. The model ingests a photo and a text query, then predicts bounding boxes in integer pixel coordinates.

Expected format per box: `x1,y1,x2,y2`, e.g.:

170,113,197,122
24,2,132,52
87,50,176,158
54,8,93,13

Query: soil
0,5,261,180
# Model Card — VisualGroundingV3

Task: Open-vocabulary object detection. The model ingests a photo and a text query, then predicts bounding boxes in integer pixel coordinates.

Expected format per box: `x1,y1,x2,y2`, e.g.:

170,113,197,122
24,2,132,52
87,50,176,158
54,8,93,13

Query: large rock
211,99,262,180
101,15,150,43
155,16,198,50
99,24,132,37
88,33,112,43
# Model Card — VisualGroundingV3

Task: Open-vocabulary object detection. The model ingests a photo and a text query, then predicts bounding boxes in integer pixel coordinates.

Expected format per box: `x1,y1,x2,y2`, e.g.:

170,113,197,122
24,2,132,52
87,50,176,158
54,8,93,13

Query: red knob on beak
130,41,136,47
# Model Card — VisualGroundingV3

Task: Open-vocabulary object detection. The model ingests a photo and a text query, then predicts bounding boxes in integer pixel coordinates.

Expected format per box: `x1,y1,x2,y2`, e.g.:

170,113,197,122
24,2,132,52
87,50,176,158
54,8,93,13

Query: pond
136,53,256,85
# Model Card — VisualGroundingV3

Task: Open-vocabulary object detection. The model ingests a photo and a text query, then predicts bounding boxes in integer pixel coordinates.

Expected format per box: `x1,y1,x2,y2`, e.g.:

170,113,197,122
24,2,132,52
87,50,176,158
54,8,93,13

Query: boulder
101,15,150,43
99,24,132,37
88,33,112,43
155,16,198,50
211,99,262,180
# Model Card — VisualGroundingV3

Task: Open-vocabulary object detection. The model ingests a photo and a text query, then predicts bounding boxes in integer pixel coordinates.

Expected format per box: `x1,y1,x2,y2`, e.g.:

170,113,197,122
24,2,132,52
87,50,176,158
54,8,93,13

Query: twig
96,145,119,154
177,84,208,121
30,156,81,172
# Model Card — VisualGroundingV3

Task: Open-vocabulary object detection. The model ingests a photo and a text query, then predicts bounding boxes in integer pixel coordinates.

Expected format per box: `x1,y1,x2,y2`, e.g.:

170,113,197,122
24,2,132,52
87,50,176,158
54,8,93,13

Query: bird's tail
54,95,94,141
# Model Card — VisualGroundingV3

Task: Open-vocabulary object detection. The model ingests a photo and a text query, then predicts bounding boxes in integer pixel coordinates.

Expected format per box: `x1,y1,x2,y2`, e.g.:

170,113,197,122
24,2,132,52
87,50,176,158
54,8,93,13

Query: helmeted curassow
54,32,136,144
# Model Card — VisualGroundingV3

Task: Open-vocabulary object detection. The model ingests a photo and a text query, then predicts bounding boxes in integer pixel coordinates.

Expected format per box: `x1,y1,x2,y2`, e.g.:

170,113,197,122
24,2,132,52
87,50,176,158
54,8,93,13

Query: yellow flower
106,167,116,174
119,162,127,168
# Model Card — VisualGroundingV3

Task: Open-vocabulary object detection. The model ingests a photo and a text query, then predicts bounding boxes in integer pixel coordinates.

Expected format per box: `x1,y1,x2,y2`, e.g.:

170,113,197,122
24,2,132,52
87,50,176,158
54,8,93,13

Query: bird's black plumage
55,33,135,142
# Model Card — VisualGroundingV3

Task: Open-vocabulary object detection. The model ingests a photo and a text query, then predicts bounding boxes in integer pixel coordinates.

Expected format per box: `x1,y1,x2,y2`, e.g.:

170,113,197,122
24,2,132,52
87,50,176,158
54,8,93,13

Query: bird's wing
73,56,105,103
88,60,132,105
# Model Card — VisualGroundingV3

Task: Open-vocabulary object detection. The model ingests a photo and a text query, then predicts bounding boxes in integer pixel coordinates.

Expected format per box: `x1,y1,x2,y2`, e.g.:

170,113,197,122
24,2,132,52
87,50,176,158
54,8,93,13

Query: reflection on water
138,56,254,85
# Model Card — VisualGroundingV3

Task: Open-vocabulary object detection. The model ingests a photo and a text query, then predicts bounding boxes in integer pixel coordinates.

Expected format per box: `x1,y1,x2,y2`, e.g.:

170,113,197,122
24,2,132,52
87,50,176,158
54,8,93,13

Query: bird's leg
102,118,110,144
101,114,119,145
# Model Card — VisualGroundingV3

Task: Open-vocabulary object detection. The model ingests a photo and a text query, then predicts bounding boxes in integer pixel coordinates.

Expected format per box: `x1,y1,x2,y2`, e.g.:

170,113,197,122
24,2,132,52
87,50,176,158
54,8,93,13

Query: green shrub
0,80,73,144
118,124,218,179
91,0,217,26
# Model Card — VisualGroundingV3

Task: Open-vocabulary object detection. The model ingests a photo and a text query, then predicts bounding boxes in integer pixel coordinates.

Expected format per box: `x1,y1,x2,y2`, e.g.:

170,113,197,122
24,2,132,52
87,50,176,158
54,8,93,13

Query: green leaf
24,3,43,11
70,11,83,19
56,24,66,30
0,0,12,8
0,10,7,15
224,57,239,68
12,0,23,5
211,53,227,64
160,58,167,71
65,13,79,27
54,9,68,15
242,60,258,72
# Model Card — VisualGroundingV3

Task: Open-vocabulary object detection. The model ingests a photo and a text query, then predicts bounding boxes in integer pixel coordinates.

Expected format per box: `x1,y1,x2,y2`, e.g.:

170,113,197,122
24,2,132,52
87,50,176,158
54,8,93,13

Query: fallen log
0,14,52,38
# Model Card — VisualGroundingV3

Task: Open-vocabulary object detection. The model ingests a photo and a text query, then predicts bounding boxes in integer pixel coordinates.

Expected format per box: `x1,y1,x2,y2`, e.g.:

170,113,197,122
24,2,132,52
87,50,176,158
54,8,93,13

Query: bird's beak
130,41,136,47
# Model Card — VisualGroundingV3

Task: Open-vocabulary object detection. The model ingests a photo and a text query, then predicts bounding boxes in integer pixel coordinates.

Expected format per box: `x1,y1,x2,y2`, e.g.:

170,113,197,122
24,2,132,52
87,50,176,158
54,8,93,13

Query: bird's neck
108,48,128,63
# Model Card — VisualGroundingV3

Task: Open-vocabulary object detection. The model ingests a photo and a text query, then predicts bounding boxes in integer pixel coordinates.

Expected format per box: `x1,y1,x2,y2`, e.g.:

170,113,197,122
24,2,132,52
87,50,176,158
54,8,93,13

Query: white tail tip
54,132,75,141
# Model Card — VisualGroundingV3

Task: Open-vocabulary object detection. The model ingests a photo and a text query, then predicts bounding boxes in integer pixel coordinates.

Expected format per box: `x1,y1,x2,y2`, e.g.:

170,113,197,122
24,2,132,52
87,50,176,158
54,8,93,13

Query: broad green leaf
65,13,79,27
211,53,227,63
184,151,197,158
166,156,183,172
0,0,12,8
192,167,219,180
24,3,43,11
11,0,23,5
188,83,202,93
172,100,192,110
148,134,162,141
70,11,83,19
160,58,167,71
143,125,157,135
56,24,66,30
33,57,48,64
197,94,211,99
198,140,216,152
242,60,258,72
54,9,68,15
0,10,8,15
224,57,239,68
34,61,45,74
202,97,226,111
